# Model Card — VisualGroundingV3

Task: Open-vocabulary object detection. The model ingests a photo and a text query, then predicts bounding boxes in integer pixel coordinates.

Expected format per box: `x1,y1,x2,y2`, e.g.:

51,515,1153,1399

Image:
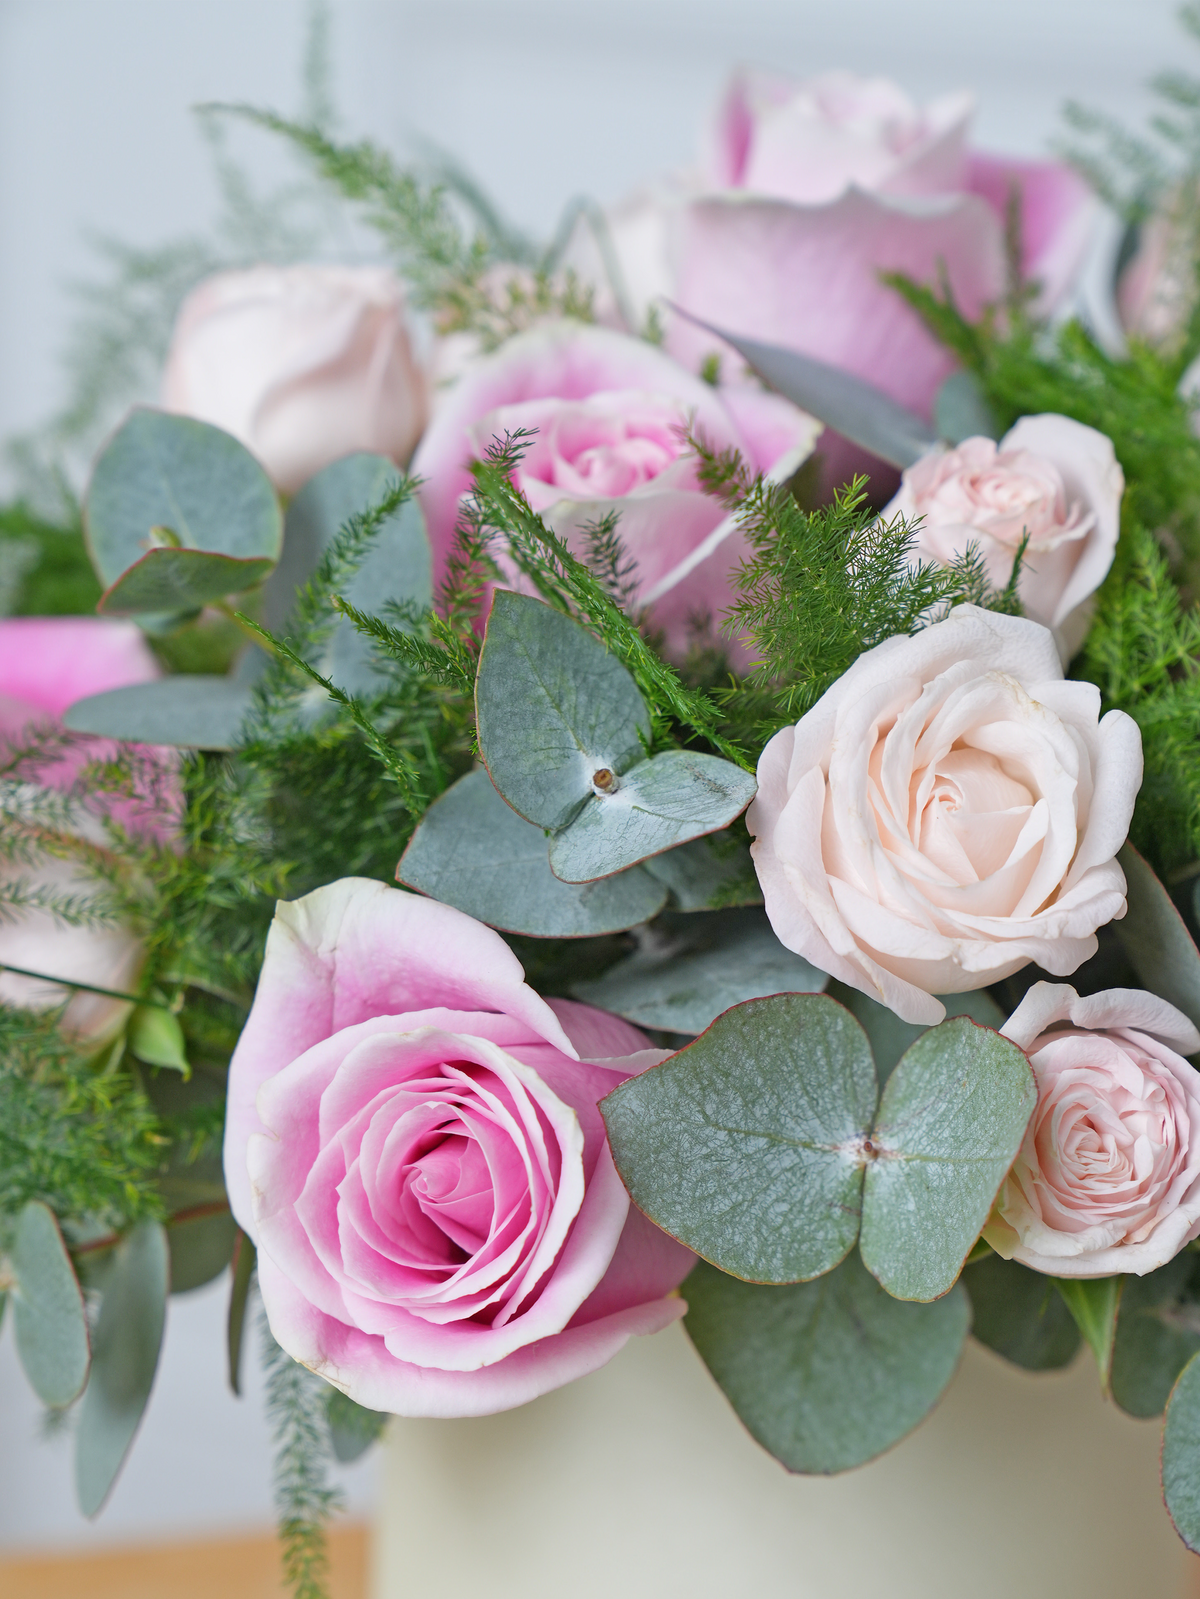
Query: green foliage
0,503,100,616
262,1319,342,1599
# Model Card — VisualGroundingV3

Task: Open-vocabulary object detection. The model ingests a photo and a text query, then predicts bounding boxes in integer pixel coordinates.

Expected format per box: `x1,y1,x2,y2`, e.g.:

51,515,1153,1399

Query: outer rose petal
964,152,1098,315
0,617,159,716
223,880,575,1232
1001,981,1200,1056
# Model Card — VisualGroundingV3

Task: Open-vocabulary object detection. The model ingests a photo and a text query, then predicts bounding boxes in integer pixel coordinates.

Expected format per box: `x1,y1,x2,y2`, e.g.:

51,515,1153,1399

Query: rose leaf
859,1018,1036,1303
11,1200,91,1409
548,750,758,884
63,675,257,750
601,993,877,1283
1052,1275,1124,1393
475,589,650,831
573,906,826,1037
683,1252,969,1473
397,767,667,938
1116,842,1200,1034
962,1253,1081,1372
74,1220,169,1517
85,408,282,621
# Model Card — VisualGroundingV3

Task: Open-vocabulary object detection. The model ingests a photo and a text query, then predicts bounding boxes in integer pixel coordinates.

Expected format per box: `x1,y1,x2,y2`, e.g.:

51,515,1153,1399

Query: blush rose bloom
567,69,1093,488
747,606,1143,1026
223,877,695,1416
162,265,428,494
983,982,1200,1277
413,320,819,658
0,617,162,1038
882,415,1124,649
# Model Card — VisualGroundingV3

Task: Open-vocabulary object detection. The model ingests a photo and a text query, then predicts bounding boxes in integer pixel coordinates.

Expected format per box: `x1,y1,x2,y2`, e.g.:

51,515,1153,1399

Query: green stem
217,600,277,655
0,962,170,1010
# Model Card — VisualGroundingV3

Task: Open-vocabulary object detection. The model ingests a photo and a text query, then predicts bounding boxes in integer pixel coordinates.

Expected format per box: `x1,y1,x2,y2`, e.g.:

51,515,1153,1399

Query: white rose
161,265,427,494
747,606,1143,1025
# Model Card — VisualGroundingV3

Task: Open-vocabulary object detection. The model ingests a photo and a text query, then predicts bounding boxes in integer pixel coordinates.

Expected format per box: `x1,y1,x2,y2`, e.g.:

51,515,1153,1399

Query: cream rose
882,416,1123,649
747,606,1143,1025
162,265,427,494
985,983,1200,1277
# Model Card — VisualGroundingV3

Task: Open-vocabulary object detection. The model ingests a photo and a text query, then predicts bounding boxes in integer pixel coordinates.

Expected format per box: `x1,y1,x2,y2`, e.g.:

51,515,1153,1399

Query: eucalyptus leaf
963,1253,1081,1371
684,1252,969,1473
63,676,256,750
129,1006,189,1074
74,1220,169,1517
639,834,761,910
548,751,757,883
1164,1349,1200,1549
326,1388,388,1463
1111,1254,1200,1418
668,306,937,469
828,982,1005,1090
476,589,649,830
934,371,1000,444
1053,1275,1124,1392
168,1210,238,1296
573,907,826,1035
1116,842,1200,1031
267,453,431,697
602,993,876,1283
11,1201,90,1408
98,547,276,615
84,409,282,616
397,768,666,937
860,1019,1036,1302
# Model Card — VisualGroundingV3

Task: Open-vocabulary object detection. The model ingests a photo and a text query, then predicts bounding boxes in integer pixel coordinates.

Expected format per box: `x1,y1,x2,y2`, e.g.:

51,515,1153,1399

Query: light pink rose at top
224,878,694,1417
883,415,1123,647
747,606,1143,1026
413,321,820,658
162,265,428,495
984,982,1200,1276
0,617,162,1038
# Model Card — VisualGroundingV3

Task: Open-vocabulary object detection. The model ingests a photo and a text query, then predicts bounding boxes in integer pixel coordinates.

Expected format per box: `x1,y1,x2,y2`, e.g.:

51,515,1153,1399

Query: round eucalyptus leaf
963,1254,1081,1372
602,993,877,1283
1117,842,1200,1032
549,751,758,884
1164,1349,1200,1549
167,1210,238,1296
475,590,649,831
860,1018,1035,1303
84,409,282,607
640,834,762,911
63,677,256,750
684,1252,970,1473
97,547,276,615
828,981,1005,1090
327,1388,389,1463
74,1220,169,1518
934,371,1000,444
1111,1254,1200,1418
574,906,826,1036
11,1201,90,1408
397,768,666,938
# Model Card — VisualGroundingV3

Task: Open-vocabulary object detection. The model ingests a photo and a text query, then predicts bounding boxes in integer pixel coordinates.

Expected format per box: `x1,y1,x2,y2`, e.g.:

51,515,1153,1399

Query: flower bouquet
8,13,1200,1593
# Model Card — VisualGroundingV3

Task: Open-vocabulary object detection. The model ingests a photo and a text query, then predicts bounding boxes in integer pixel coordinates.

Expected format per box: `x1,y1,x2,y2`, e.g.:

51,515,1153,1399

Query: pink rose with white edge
413,320,819,660
883,415,1124,651
223,877,695,1416
747,605,1143,1026
985,982,1200,1277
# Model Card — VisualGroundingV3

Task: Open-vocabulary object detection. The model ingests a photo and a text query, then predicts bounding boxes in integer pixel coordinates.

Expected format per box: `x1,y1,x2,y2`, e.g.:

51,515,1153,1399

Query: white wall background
0,0,1191,1557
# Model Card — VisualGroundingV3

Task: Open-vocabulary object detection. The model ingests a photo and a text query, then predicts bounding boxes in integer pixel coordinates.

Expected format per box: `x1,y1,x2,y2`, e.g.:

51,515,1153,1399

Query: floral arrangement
10,12,1200,1593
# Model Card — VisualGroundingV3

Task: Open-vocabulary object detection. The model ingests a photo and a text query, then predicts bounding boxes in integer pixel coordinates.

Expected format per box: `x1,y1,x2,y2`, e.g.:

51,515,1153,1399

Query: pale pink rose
0,617,162,1038
985,982,1200,1277
1116,194,1200,349
747,605,1143,1026
883,415,1123,646
412,321,819,659
161,265,428,494
223,878,694,1417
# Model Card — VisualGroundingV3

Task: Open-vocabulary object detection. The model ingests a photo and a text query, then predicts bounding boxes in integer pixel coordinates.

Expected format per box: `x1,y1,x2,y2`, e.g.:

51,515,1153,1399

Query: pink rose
985,983,1200,1276
412,321,819,658
882,415,1123,647
568,69,1093,487
161,265,428,494
747,605,1143,1026
0,617,162,1038
223,878,694,1416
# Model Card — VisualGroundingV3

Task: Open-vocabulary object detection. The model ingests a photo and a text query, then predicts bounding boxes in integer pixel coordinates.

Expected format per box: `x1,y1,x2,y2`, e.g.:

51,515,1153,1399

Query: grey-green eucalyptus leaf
98,548,276,615
1111,1254,1200,1418
548,751,757,883
684,1252,969,1473
74,1220,169,1517
860,1018,1035,1302
167,1211,238,1296
639,834,762,910
397,768,666,937
827,981,1005,1090
1117,842,1200,1032
475,590,649,831
63,676,257,750
602,993,877,1283
11,1200,90,1408
963,1253,1081,1371
573,907,826,1035
1163,1349,1200,1549
327,1388,389,1463
934,371,1000,444
84,409,282,614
